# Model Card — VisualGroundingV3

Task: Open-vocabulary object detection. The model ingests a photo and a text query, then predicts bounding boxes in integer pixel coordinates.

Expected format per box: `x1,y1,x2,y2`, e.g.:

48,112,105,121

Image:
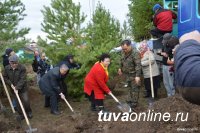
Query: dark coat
175,39,200,87
3,64,27,93
39,67,62,94
38,59,50,77
2,54,9,68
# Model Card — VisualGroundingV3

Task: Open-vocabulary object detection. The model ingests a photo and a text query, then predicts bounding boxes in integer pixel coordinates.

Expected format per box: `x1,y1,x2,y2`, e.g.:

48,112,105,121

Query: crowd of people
0,4,199,123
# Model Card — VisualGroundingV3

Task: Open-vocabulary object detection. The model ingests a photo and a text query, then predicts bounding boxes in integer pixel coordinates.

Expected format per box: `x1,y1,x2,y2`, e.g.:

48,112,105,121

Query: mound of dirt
75,95,200,133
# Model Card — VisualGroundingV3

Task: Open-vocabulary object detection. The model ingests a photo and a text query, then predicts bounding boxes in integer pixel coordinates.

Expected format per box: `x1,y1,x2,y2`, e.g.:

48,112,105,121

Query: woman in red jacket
84,53,111,111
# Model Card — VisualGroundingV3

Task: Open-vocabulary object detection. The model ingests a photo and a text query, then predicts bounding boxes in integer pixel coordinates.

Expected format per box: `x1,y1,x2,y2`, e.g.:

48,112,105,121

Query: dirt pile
76,95,200,133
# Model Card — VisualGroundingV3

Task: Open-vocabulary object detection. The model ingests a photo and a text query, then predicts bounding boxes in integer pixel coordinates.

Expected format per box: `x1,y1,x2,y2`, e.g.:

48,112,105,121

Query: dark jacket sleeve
50,71,62,94
3,68,12,86
16,66,27,90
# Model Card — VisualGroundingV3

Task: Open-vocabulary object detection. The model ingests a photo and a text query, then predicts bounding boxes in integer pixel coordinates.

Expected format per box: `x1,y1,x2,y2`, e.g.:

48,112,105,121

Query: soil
0,65,200,133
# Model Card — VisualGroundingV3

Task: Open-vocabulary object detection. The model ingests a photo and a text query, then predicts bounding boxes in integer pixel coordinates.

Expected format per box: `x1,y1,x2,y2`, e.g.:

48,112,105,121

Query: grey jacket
141,51,160,78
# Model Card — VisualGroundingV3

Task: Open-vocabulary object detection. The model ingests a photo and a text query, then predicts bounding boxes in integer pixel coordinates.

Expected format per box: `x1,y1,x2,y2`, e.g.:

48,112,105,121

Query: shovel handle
0,70,15,113
148,50,155,98
12,86,31,127
63,98,74,112
109,93,120,103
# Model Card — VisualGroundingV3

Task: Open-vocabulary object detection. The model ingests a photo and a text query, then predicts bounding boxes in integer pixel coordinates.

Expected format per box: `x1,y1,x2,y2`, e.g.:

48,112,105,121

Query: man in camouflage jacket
118,40,142,108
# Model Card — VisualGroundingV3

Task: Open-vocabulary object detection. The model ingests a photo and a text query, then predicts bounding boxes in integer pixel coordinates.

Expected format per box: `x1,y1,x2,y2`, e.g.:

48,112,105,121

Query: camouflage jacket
120,48,141,77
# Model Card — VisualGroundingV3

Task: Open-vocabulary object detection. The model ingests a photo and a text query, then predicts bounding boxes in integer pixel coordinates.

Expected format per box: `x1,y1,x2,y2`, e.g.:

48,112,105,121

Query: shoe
27,112,33,119
90,107,97,111
98,106,110,114
51,110,61,115
16,115,24,121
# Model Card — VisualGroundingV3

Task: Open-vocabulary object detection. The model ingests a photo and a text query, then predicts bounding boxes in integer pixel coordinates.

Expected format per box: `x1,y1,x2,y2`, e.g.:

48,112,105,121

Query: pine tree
0,0,30,51
128,0,162,41
41,0,86,45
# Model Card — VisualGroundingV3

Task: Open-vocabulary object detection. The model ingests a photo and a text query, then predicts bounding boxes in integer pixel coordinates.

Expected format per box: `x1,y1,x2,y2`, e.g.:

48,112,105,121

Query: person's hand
59,93,65,100
118,69,122,76
135,77,141,85
161,52,168,57
108,91,112,95
11,84,18,94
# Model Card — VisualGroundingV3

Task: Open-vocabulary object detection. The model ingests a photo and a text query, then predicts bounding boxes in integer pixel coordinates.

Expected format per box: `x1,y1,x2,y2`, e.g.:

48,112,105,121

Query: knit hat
9,54,19,62
153,4,162,12
5,48,13,56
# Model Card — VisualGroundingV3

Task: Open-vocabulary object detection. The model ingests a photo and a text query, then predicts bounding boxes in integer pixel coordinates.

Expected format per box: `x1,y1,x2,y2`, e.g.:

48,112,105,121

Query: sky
19,0,130,41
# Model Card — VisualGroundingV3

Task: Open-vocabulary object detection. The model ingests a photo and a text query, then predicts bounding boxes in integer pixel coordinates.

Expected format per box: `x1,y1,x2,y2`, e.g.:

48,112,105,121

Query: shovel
62,97,81,119
109,92,131,113
148,50,155,108
11,85,37,133
0,68,15,113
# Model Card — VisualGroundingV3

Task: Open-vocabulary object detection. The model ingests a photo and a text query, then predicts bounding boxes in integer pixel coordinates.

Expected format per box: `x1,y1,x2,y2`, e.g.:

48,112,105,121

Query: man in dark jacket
3,54,32,120
38,53,50,77
39,64,69,115
175,30,200,105
57,54,81,97
150,4,177,38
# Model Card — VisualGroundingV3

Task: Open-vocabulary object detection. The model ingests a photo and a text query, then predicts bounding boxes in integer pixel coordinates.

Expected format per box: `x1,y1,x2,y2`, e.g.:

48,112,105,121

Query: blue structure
164,0,200,37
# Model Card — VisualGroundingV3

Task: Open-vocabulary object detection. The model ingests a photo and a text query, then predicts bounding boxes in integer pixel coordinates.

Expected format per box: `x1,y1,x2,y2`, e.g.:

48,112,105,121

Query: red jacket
84,63,111,99
153,9,177,31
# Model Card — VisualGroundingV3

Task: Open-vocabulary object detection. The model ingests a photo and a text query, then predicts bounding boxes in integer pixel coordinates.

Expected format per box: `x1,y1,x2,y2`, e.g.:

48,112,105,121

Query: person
58,54,81,69
1,48,17,109
32,50,40,84
84,53,111,112
39,64,69,115
38,53,50,77
158,33,179,97
139,41,160,98
150,4,177,38
2,48,15,68
57,54,81,97
174,30,200,105
3,54,32,120
118,40,141,108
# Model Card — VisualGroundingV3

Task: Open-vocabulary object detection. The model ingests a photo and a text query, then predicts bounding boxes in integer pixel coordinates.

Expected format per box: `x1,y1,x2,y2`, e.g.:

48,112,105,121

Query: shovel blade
117,103,132,113
26,128,37,133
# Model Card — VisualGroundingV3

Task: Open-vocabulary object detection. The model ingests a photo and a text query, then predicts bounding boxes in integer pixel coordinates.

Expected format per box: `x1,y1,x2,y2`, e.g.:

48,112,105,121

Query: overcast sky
19,0,130,41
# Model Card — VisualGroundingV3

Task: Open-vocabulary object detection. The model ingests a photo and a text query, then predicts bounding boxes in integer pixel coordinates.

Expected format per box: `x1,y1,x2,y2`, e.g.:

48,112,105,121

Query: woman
139,41,160,98
84,53,111,111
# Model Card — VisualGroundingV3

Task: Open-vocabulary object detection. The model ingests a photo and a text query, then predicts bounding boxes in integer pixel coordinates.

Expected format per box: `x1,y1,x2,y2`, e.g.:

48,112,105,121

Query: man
158,33,179,97
57,54,81,97
118,40,141,108
3,54,32,120
32,50,40,84
38,53,50,77
150,4,177,38
175,30,200,105
39,64,68,115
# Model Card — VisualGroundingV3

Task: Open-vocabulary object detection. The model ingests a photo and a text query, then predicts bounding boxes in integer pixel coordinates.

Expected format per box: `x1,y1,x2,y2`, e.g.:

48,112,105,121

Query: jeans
163,65,175,97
